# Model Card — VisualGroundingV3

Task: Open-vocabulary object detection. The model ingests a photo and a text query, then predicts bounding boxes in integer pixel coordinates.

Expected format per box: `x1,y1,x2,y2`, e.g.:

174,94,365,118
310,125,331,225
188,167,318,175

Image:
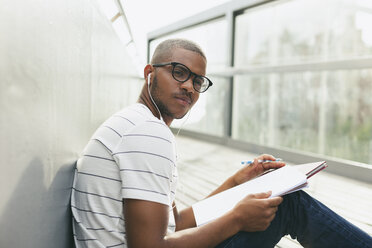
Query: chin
174,113,187,120
174,110,190,120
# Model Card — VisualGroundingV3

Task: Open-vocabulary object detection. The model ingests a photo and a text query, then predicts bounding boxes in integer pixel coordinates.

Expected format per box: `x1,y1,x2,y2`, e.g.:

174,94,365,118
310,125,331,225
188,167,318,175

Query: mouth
175,95,192,106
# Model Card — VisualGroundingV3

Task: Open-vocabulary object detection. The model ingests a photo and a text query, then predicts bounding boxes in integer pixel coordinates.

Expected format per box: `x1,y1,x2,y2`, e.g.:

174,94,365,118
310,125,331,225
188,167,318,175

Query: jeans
216,191,372,248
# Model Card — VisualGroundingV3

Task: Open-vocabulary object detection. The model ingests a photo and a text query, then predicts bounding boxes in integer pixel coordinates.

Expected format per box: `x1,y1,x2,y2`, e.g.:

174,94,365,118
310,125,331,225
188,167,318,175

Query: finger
267,211,277,222
249,158,261,169
252,191,272,199
258,154,276,161
264,154,276,160
262,162,286,170
272,206,279,213
267,196,283,207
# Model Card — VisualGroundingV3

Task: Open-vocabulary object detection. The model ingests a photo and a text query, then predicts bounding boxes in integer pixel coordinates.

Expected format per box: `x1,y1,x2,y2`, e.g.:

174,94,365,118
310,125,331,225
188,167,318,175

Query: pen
241,158,283,165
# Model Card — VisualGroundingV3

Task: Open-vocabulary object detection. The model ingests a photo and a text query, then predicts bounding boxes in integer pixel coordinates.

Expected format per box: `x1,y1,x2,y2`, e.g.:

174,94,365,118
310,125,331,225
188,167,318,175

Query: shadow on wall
0,158,76,248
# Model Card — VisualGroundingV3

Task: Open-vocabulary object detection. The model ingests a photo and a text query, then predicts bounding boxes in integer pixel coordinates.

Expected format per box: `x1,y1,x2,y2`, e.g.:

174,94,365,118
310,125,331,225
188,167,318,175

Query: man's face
151,48,206,121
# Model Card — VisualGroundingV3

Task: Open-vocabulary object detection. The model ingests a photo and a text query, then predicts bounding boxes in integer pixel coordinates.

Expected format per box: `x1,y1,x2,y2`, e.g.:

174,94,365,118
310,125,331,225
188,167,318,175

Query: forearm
207,156,285,198
165,210,241,248
207,175,237,198
174,176,237,231
175,206,196,231
126,193,281,248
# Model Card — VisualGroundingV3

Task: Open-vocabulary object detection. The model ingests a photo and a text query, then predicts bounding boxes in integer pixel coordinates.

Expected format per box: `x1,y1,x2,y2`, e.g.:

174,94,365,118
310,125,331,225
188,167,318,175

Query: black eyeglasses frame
152,62,213,93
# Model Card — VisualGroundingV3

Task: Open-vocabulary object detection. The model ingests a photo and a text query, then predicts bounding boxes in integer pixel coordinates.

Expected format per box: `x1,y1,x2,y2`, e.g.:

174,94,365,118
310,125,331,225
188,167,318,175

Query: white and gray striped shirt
71,103,178,248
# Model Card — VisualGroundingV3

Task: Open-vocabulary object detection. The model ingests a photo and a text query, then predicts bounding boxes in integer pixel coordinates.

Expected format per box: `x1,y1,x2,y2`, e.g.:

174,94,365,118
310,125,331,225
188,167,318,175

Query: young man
71,38,372,248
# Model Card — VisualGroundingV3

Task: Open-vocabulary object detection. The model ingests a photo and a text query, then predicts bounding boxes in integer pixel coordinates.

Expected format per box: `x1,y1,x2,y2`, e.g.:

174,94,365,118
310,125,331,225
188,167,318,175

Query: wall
0,0,141,247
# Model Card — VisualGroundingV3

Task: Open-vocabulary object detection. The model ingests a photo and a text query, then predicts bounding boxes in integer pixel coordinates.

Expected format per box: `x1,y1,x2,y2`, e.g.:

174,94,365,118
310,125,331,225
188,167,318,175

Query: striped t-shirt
71,103,178,248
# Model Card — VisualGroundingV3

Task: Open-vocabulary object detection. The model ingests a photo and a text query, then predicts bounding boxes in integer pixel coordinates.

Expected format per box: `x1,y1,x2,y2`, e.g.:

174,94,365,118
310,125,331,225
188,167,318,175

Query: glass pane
233,70,372,164
233,0,372,165
149,18,228,72
235,0,372,66
149,18,228,136
174,76,229,136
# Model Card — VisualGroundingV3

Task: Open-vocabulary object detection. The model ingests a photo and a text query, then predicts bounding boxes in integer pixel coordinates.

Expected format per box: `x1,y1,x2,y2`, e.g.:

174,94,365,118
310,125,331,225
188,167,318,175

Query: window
233,0,372,164
149,18,229,136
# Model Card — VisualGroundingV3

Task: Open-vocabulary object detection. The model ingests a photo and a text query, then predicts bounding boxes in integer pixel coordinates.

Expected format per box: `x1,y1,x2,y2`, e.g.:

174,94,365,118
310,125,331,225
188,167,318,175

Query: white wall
0,0,142,247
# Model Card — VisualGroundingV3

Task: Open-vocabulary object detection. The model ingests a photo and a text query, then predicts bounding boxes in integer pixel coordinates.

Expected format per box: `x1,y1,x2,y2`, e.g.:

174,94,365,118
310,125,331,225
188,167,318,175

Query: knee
281,190,313,211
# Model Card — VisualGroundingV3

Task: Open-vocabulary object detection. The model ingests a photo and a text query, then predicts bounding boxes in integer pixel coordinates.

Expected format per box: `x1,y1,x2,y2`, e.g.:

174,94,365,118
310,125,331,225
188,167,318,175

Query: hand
233,154,285,186
233,191,283,232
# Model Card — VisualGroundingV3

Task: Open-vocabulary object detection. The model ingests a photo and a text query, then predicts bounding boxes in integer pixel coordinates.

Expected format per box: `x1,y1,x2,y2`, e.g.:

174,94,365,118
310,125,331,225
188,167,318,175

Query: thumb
253,191,272,199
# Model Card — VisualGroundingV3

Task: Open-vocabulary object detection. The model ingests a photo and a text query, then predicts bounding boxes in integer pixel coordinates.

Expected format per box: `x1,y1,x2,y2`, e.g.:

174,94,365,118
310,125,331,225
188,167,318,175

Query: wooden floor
174,135,372,247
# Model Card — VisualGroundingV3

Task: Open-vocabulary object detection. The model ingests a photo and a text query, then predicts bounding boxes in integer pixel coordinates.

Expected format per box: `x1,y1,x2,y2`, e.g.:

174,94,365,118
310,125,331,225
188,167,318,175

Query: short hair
150,38,206,64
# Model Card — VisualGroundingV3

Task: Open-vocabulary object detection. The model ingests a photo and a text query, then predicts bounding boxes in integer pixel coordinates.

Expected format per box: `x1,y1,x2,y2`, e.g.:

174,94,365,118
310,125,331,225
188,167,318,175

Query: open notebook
192,161,327,226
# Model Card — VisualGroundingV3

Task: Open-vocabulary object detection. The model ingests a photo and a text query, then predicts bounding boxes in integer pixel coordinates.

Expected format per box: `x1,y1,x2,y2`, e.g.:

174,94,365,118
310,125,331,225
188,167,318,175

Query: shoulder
90,104,173,151
111,104,175,154
122,104,174,143
130,120,173,142
115,119,174,154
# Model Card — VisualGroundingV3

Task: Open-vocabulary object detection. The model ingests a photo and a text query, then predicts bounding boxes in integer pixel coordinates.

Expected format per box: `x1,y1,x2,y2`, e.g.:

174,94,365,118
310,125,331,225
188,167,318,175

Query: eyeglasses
152,62,213,93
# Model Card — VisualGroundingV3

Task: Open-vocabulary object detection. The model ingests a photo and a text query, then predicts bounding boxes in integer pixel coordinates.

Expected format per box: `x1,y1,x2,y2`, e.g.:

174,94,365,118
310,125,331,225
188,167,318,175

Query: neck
138,84,172,126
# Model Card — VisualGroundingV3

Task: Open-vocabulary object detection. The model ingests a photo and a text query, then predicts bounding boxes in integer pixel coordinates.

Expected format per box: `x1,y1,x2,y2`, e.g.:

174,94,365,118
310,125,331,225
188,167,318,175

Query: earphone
146,73,193,212
146,72,191,211
147,73,151,85
147,73,163,121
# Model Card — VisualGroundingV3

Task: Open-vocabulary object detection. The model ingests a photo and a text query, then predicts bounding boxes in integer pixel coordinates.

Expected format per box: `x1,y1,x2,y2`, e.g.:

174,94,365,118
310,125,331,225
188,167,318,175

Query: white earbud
147,72,163,121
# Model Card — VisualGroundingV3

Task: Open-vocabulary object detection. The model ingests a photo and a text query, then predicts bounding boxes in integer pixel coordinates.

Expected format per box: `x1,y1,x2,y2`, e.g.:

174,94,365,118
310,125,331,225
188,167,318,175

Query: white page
192,165,307,226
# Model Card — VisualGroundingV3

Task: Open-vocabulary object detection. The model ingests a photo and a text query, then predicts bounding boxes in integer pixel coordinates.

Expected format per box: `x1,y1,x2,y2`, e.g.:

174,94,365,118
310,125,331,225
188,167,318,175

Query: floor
174,135,372,247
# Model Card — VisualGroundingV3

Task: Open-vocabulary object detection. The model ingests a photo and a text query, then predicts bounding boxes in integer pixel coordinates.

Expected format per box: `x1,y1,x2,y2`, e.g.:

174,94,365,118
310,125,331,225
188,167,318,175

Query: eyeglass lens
172,63,209,92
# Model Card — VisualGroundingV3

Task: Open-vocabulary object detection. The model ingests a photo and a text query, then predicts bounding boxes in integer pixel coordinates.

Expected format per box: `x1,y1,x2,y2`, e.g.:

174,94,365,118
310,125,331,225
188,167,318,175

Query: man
71,38,372,248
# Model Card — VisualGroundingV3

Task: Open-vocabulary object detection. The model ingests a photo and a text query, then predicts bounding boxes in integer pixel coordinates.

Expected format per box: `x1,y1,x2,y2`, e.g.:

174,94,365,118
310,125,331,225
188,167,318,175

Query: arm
172,154,285,231
124,199,239,248
124,192,283,248
209,154,285,197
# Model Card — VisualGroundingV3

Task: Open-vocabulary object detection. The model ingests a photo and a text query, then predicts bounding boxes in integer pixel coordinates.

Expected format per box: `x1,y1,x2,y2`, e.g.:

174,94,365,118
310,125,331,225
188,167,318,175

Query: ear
144,64,153,84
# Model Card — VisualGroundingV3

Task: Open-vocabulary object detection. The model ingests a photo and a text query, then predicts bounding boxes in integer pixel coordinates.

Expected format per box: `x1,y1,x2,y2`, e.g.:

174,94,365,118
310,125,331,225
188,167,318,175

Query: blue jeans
216,191,372,248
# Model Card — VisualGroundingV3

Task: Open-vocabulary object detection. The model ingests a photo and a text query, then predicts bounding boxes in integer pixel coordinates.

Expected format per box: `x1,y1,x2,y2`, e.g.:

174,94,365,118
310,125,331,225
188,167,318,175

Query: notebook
192,161,327,226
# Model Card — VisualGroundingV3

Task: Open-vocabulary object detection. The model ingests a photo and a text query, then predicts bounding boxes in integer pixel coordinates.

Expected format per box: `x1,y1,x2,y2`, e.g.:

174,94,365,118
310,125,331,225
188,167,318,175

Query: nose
180,77,195,93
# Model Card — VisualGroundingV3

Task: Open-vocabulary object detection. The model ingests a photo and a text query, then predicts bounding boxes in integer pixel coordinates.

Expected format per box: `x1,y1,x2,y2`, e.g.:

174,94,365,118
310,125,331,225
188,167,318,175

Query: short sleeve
113,120,176,206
